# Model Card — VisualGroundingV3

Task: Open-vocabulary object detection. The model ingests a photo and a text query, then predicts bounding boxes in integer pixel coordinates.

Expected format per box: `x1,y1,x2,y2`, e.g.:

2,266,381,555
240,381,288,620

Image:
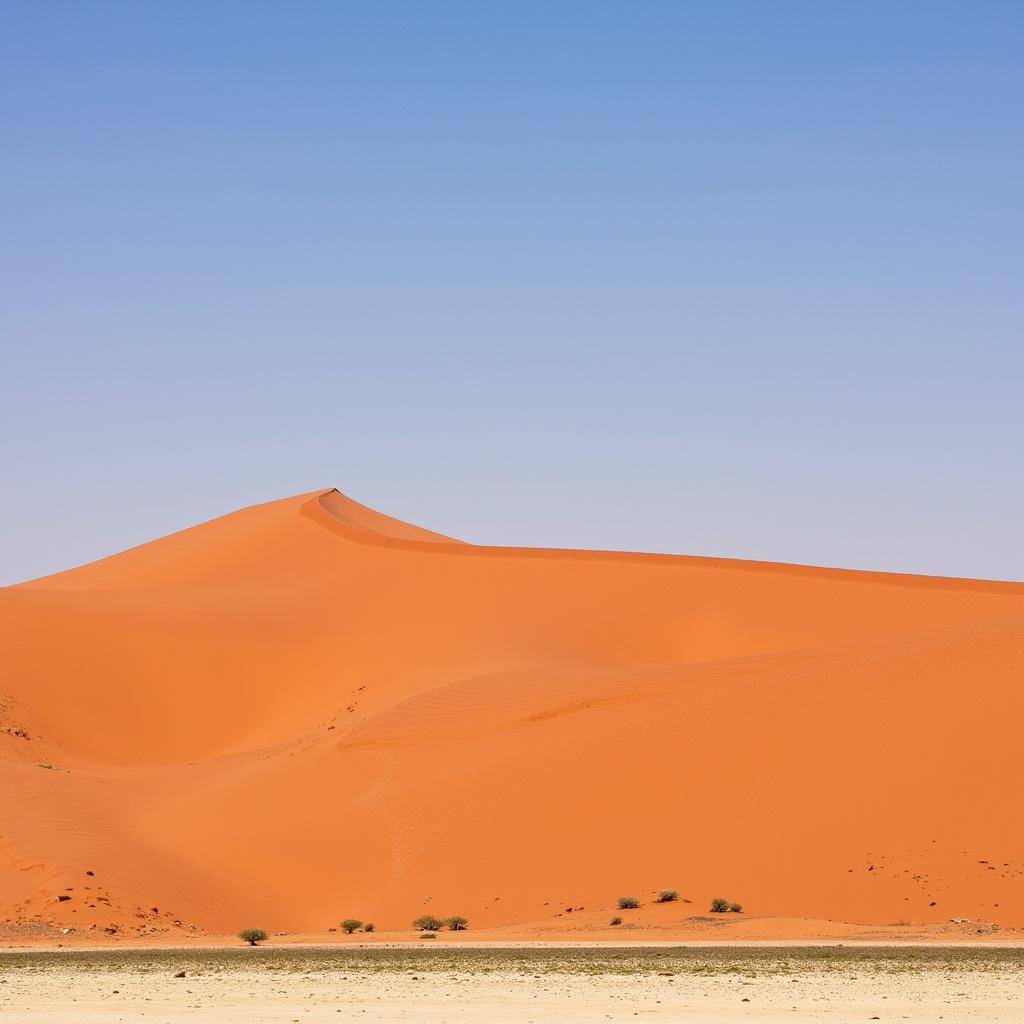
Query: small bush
444,915,468,931
610,916,623,926
656,889,679,903
413,914,443,932
239,928,268,946
364,922,375,933
710,897,730,913
340,918,363,934
419,932,437,939
729,902,743,913
617,896,640,910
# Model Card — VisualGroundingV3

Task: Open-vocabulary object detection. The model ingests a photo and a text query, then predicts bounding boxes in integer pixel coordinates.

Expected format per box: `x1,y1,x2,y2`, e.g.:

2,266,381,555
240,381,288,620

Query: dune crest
1,488,1022,938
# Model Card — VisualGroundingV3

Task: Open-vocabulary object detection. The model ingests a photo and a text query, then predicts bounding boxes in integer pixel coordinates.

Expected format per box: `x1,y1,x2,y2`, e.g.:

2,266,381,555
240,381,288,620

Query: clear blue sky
2,1,1022,584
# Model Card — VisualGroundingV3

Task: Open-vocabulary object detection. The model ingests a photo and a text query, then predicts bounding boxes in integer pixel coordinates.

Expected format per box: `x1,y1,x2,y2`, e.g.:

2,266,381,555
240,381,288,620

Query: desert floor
1,945,1022,1023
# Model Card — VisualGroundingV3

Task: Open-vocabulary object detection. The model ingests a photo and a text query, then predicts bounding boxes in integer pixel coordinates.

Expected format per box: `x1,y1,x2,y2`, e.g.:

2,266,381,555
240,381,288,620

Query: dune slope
2,488,1022,937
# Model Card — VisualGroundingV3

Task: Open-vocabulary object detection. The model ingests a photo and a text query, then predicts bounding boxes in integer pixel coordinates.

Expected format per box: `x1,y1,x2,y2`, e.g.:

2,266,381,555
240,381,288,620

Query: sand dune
2,488,1022,940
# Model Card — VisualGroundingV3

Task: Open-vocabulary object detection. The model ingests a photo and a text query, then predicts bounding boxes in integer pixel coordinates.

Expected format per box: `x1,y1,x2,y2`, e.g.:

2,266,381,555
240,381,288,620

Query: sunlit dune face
1,488,1022,936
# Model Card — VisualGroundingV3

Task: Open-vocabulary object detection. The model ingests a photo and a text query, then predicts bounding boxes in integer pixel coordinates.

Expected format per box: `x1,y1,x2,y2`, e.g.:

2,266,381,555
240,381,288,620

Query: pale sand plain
1,945,1022,1023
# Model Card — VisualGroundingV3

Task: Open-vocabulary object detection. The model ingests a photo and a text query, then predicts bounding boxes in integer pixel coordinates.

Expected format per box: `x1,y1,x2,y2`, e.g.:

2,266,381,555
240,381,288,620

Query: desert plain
2,944,1023,1023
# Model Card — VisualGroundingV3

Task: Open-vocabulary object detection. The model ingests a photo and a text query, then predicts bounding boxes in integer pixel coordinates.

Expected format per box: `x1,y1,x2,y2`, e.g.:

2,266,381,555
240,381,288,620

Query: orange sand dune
2,488,1023,940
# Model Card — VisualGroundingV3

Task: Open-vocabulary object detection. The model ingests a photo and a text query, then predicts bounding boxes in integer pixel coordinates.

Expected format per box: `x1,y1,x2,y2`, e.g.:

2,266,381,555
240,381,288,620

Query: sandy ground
2,917,1021,951
3,487,1024,937
1,912,1019,950
1,945,1021,1023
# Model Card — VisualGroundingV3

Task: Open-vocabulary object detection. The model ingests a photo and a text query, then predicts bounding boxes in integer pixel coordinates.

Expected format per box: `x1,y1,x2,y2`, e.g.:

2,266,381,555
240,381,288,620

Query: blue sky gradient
2,1,1022,583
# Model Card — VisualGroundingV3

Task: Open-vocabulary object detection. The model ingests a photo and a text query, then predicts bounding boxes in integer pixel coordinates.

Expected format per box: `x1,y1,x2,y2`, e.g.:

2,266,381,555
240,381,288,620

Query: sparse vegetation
413,914,443,932
340,918,363,934
364,922,375,933
710,897,730,913
419,932,437,939
238,928,268,946
610,915,623,926
729,902,743,913
656,889,678,903
617,896,639,910
444,916,468,931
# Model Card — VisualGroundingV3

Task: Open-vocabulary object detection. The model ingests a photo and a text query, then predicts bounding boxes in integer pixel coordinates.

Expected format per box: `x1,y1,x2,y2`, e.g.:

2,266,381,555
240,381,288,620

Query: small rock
174,970,186,979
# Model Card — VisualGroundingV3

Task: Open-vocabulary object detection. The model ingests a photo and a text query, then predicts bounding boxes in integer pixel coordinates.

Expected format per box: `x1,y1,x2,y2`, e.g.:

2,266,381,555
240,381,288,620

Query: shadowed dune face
1,488,1022,935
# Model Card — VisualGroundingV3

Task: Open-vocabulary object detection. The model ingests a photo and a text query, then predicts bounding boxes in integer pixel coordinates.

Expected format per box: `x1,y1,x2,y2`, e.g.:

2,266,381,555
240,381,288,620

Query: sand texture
2,488,1023,941
2,946,1023,1023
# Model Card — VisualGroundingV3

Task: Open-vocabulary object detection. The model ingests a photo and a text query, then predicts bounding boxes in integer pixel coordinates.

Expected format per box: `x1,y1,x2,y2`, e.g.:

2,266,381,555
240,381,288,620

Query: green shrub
656,889,678,903
340,918,363,934
729,902,743,913
610,916,623,926
710,898,729,913
617,896,639,910
419,932,437,939
238,928,268,946
444,915,468,931
413,914,443,932
364,922,375,933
